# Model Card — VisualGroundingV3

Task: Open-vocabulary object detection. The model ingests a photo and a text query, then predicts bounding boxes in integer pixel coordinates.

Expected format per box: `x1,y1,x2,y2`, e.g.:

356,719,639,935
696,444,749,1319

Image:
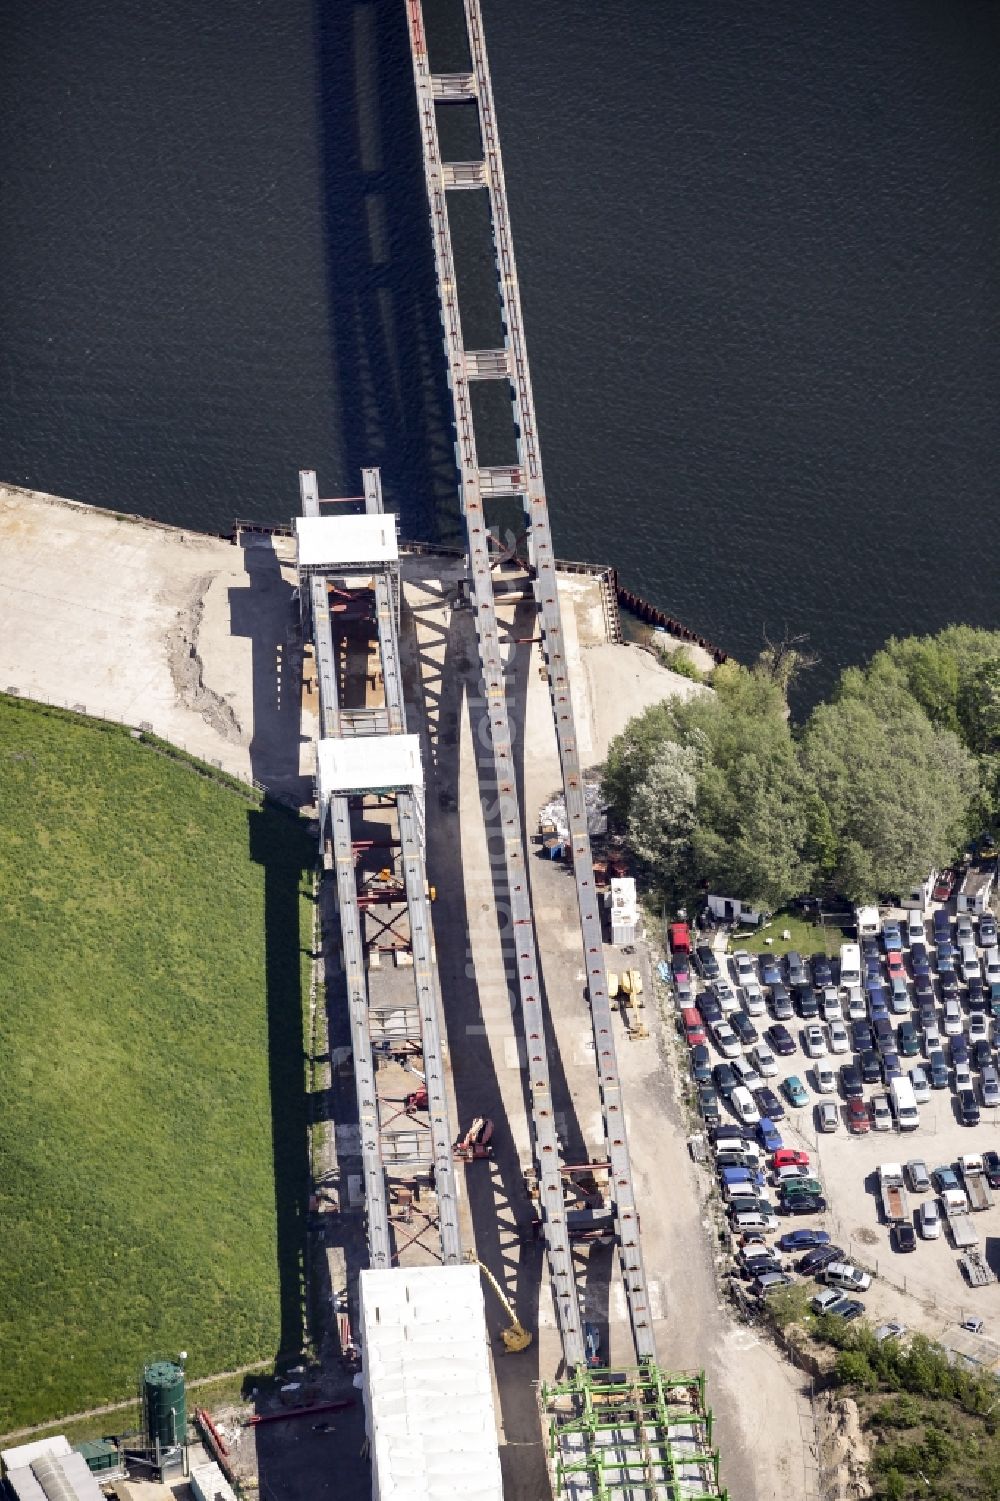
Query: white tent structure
359,1265,503,1501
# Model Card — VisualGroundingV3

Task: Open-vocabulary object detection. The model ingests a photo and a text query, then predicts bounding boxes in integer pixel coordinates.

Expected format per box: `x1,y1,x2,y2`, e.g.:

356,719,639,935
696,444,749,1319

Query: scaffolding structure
540,1367,729,1501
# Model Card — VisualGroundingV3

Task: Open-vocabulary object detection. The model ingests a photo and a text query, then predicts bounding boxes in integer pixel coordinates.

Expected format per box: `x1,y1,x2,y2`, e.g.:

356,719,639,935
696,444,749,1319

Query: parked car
811,954,833,988
815,1062,837,1094
908,1065,930,1104
794,982,819,1018
951,1034,970,1067
681,1007,708,1047
905,1159,931,1193
796,1246,843,1274
886,951,906,983
697,991,724,1026
928,1049,949,1089
932,1164,961,1194
981,1067,1000,1108
766,1023,796,1056
713,1062,738,1096
782,1076,809,1108
821,989,843,1024
750,1271,795,1300
918,1198,941,1239
731,1055,763,1094
960,1089,981,1127
882,921,902,951
759,953,782,988
730,1011,759,1047
892,1224,918,1254
743,981,767,1017
779,1228,830,1252
840,1063,863,1099
910,942,930,977
785,951,808,987
873,1016,893,1050
820,1262,872,1293
803,1024,827,1059
754,1086,785,1121
770,983,794,1020
933,868,956,901
689,1043,713,1083
983,1150,1000,1188
817,1100,840,1133
773,1147,810,1169
970,1012,990,1043
980,912,999,948
756,1118,783,1153
731,1086,760,1124
732,949,757,985
870,1094,893,1131
712,980,740,1012
828,1020,850,1055
781,1193,827,1216
852,1021,874,1054
698,1084,722,1123
957,914,975,946
955,1060,974,1093
881,1051,903,1082
974,1040,994,1073
860,1049,882,1085
831,1299,865,1322
711,1020,741,1059
943,999,963,1036
897,1020,920,1057
751,1042,778,1078
845,987,866,1022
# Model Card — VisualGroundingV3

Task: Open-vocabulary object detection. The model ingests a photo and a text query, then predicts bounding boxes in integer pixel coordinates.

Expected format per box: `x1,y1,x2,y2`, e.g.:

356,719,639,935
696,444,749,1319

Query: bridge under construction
293,3,730,1497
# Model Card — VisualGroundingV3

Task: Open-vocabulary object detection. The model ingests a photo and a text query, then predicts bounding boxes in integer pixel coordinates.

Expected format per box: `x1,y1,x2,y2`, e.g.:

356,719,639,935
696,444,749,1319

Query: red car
847,1097,871,1134
669,921,691,955
933,869,956,902
680,1007,706,1047
773,1148,809,1169
886,951,905,981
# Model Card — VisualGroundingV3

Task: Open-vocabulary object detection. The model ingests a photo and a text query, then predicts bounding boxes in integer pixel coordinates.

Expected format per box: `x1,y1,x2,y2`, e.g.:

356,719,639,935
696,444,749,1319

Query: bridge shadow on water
312,0,460,543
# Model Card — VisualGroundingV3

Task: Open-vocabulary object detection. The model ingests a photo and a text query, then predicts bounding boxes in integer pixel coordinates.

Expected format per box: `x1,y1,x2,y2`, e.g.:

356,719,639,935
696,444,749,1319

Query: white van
906,910,925,944
839,943,861,989
889,1075,920,1131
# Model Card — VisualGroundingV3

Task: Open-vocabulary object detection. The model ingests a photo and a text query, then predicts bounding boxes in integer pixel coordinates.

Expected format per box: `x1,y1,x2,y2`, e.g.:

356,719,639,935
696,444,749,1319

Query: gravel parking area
673,887,1000,1352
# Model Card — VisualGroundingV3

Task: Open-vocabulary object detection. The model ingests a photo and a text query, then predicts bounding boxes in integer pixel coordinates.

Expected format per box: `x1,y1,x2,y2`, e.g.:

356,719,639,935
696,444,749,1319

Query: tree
626,738,701,894
801,675,979,902
606,662,815,909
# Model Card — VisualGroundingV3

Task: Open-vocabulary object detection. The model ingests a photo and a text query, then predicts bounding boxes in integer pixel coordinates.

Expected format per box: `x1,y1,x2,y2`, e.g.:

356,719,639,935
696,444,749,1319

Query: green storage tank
143,1361,186,1449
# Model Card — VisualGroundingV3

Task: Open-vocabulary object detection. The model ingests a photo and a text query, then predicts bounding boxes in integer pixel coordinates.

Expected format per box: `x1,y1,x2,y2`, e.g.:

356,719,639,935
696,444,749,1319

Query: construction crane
467,1254,532,1354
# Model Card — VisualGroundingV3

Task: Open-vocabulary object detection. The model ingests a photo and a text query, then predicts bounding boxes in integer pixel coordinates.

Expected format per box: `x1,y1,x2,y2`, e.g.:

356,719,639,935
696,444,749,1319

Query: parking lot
671,880,1000,1347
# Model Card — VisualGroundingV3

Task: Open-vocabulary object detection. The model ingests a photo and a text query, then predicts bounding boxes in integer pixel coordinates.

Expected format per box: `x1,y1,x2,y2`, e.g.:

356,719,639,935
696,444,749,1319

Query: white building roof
317,735,422,800
1,1437,72,1475
5,1452,104,1501
295,514,398,570
190,1460,239,1501
359,1265,503,1501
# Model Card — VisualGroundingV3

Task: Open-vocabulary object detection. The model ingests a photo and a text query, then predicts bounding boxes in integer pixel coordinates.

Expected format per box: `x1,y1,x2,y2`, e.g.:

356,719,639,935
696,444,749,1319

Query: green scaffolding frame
539,1364,730,1501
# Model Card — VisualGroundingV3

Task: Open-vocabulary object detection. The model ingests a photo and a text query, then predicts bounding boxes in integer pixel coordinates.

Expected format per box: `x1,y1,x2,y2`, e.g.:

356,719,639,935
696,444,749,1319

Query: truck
941,1188,980,1250
878,1164,910,1225
959,1154,995,1213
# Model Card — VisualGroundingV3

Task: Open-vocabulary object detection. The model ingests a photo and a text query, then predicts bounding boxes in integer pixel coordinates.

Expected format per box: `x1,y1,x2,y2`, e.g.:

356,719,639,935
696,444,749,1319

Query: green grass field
0,697,314,1432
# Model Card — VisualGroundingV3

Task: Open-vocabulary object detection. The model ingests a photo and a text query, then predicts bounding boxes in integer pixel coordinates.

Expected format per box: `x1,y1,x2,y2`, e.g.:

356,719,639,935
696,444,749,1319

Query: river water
2,1,998,699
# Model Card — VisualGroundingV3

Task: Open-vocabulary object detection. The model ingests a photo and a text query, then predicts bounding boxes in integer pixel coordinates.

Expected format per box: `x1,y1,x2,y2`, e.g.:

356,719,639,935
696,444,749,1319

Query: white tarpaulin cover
295,514,398,569
360,1266,503,1501
317,735,423,799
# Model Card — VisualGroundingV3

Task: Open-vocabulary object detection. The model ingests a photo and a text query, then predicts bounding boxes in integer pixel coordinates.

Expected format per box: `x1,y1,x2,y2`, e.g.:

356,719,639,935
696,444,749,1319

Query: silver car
982,1065,1000,1109
817,1101,840,1133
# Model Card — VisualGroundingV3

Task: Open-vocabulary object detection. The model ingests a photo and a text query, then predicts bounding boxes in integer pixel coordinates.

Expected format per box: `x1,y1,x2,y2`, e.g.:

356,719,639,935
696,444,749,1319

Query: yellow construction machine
467,1254,532,1353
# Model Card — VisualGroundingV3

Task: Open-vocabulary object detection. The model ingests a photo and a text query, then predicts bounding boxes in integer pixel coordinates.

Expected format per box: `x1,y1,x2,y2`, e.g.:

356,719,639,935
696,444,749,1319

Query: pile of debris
537,780,607,843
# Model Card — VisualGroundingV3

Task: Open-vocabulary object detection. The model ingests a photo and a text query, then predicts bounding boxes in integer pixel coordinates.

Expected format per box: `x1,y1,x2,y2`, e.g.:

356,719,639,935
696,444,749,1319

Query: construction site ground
0,486,815,1499
379,558,811,1501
